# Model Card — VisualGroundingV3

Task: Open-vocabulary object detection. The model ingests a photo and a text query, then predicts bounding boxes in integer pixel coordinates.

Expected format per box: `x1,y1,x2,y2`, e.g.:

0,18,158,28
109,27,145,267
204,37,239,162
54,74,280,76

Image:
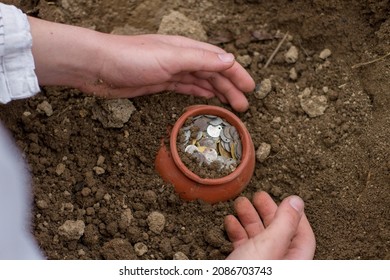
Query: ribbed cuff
0,3,40,104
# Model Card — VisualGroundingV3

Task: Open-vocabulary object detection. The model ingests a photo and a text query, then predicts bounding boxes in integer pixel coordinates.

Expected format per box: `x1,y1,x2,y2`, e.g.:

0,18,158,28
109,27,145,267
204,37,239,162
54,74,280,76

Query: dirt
1,0,389,260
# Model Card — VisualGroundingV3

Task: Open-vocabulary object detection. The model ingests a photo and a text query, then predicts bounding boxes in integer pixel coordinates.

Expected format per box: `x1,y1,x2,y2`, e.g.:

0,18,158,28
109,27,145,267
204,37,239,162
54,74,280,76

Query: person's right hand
224,191,316,259
29,17,255,112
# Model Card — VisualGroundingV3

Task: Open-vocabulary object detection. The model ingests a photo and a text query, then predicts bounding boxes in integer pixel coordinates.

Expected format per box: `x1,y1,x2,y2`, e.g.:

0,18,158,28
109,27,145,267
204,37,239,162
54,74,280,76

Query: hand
224,191,316,259
29,17,255,112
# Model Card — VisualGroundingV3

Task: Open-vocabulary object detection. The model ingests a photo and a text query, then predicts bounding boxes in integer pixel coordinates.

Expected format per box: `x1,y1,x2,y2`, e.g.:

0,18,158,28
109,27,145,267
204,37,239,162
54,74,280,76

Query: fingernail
289,196,304,214
218,53,235,63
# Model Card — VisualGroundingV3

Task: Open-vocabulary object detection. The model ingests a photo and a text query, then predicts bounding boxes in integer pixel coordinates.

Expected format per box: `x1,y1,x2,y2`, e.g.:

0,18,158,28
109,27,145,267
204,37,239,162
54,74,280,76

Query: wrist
28,16,104,90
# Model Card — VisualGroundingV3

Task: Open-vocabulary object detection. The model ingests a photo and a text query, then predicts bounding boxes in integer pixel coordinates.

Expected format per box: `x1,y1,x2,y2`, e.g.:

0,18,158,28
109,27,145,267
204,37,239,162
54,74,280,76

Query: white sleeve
0,123,44,259
0,3,40,104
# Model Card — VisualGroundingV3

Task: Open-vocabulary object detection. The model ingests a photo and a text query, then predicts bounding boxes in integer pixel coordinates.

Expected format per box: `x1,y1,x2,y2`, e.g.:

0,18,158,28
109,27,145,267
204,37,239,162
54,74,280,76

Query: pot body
155,105,255,203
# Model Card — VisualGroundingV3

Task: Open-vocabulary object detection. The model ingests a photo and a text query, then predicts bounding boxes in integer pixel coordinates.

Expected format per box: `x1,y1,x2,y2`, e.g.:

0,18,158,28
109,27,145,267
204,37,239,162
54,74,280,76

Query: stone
284,45,299,63
319,48,332,60
236,55,252,68
119,208,133,230
93,166,105,175
173,251,189,260
158,11,207,42
96,155,106,166
254,78,272,99
289,67,298,80
37,101,53,117
147,211,166,234
55,163,66,176
134,242,148,256
36,200,48,210
299,89,328,118
92,99,136,128
58,220,85,240
256,142,272,163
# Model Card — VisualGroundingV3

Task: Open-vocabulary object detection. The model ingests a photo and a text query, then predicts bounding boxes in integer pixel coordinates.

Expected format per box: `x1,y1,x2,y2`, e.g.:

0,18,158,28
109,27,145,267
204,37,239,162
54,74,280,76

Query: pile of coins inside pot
177,114,242,174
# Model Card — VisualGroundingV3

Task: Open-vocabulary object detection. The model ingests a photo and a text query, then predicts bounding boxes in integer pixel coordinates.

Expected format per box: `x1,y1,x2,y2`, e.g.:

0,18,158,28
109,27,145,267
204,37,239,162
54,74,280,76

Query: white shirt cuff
0,3,40,104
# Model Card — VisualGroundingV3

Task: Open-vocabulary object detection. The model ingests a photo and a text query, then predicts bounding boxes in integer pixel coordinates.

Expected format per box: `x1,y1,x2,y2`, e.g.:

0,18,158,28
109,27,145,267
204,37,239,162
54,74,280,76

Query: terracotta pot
155,105,255,203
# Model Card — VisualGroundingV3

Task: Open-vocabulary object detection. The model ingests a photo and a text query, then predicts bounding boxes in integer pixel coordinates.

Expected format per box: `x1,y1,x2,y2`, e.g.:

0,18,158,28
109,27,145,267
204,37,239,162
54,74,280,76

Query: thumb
260,195,304,258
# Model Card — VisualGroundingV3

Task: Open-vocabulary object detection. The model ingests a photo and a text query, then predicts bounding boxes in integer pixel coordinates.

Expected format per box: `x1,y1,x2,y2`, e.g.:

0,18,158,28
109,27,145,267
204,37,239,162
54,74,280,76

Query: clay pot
155,105,255,203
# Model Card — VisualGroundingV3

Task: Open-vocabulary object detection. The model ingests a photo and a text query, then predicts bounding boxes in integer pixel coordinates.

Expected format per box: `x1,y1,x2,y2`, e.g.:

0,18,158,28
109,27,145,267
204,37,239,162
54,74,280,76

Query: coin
177,114,242,176
203,147,218,163
207,125,222,138
185,145,199,154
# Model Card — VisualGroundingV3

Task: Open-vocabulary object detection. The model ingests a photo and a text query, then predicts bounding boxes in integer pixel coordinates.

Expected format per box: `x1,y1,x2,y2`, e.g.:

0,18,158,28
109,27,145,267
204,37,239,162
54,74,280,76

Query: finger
194,71,249,112
91,82,216,99
285,213,316,260
167,48,236,75
172,73,228,103
213,91,228,104
153,34,226,54
170,72,214,91
221,62,256,93
260,195,304,259
158,35,256,95
224,215,248,247
234,196,265,237
253,191,278,227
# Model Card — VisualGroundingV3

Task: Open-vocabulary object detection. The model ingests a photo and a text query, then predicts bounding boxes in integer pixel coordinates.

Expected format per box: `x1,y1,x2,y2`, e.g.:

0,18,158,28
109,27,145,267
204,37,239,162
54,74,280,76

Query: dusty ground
1,0,389,260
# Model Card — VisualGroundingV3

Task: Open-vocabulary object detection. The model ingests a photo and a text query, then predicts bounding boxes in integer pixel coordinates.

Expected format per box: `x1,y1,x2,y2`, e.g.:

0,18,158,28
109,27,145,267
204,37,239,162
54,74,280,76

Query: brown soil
1,0,389,260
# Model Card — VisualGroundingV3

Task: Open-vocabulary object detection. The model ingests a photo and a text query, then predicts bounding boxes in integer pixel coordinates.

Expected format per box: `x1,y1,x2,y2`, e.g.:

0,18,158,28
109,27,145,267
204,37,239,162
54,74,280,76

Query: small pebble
55,163,66,176
299,92,328,118
256,142,272,163
37,101,53,117
96,155,105,166
134,242,148,256
120,208,133,228
93,166,105,175
173,252,189,260
289,67,298,80
147,211,166,234
36,200,48,210
236,54,252,68
254,78,272,99
319,48,332,60
58,220,85,240
81,187,91,197
284,45,299,64
103,193,111,202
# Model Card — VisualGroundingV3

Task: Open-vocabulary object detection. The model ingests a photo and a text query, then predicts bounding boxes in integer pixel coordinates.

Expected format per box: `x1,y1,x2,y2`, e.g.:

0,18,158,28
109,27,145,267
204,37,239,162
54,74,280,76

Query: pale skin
225,192,315,259
28,17,316,259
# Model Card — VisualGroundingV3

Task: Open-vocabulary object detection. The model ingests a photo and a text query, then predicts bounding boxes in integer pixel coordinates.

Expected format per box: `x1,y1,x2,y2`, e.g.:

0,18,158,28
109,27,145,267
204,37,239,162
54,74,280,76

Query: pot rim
170,105,253,185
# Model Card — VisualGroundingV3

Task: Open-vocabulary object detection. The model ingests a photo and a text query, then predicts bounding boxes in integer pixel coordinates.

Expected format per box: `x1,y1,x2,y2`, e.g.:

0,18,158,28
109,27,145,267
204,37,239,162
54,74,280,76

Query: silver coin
206,125,222,138
195,131,203,141
202,147,218,163
222,140,231,152
219,128,231,143
185,145,199,154
198,137,217,149
223,126,233,140
229,126,240,141
235,141,242,160
209,117,223,126
193,117,209,131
